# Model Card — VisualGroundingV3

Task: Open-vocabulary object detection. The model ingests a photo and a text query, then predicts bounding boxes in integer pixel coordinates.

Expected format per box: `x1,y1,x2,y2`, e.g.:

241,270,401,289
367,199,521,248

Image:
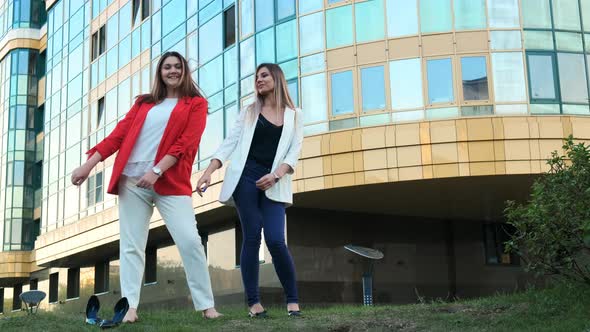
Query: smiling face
160,56,183,89
256,66,275,96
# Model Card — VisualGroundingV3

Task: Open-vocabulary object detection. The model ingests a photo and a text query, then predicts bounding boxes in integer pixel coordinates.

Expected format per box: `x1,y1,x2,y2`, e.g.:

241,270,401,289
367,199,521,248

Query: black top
247,114,283,169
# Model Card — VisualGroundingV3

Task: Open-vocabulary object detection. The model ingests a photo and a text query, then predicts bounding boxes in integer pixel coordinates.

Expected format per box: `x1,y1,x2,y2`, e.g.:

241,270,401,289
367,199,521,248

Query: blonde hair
139,51,203,104
246,63,295,123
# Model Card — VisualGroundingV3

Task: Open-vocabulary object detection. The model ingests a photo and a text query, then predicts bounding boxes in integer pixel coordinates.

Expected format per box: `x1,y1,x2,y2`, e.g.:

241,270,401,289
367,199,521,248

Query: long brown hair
247,63,295,123
139,51,203,104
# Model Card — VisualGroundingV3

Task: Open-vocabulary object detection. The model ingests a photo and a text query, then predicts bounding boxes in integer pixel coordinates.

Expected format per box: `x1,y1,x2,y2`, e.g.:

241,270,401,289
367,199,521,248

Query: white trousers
118,176,214,310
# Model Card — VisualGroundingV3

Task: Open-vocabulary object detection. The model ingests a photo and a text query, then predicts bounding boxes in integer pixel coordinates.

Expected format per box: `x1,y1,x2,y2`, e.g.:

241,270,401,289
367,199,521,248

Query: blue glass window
255,0,274,31
119,2,132,39
552,0,581,31
491,52,526,102
276,20,297,63
224,47,238,86
461,57,489,101
326,5,353,48
199,55,223,96
361,66,386,111
288,79,299,107
241,0,254,37
106,13,118,50
558,53,588,103
527,54,557,101
331,71,354,116
299,12,324,55
427,58,454,104
454,0,486,30
240,37,255,78
299,0,322,15
301,53,326,74
199,14,223,64
256,28,275,64
355,0,384,43
277,0,295,21
162,0,186,37
302,73,327,124
387,0,418,37
119,35,131,67
420,0,451,33
488,0,520,28
152,10,161,43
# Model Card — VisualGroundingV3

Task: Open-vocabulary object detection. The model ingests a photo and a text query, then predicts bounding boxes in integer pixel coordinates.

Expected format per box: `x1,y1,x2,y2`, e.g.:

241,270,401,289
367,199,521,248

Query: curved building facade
2,0,590,313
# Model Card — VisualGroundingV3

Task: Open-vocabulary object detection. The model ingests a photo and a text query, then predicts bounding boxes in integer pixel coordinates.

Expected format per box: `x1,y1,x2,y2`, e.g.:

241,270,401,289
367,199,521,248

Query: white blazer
211,106,304,206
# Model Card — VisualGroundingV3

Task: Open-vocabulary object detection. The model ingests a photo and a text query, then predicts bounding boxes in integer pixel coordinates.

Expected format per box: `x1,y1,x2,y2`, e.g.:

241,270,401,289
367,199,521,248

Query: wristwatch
272,172,280,183
152,166,162,177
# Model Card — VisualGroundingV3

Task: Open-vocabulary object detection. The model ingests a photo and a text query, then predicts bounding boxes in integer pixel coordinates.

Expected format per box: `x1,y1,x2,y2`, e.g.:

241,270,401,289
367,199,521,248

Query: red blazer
86,95,207,196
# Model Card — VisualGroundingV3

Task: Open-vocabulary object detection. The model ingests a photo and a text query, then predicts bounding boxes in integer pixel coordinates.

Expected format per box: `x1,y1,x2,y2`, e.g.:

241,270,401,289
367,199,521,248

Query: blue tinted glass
68,45,83,80
200,0,222,24
361,66,386,111
280,59,298,80
528,54,556,100
277,0,295,20
188,0,198,17
119,2,131,39
299,0,322,14
461,56,488,100
199,14,223,64
240,37,255,77
241,0,254,36
276,20,297,62
141,19,151,51
224,47,237,86
199,56,223,96
199,109,224,159
331,71,354,116
301,53,325,74
162,0,186,36
132,27,141,58
356,0,384,43
255,0,274,31
288,79,298,107
69,8,84,41
299,11,324,54
162,23,185,52
119,35,131,66
256,28,275,65
420,0,452,33
106,13,118,50
152,10,161,43
326,5,353,48
302,73,327,123
427,58,454,103
106,45,118,78
390,58,423,109
454,0,486,30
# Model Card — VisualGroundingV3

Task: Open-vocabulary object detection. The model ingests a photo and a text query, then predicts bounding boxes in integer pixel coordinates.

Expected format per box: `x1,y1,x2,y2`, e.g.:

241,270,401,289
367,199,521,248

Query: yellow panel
529,140,540,160
495,161,506,174
538,117,564,138
395,123,420,146
355,172,366,185
572,118,590,139
459,162,470,176
357,40,387,65
422,165,433,179
330,131,353,154
430,120,457,143
352,129,363,151
503,117,530,139
493,141,505,161
361,127,386,149
421,145,432,165
457,142,470,162
363,149,387,170
386,148,398,168
302,136,323,158
562,117,573,137
456,119,468,141
399,166,423,181
364,169,388,184
491,118,504,140
528,118,540,138
467,141,495,162
327,46,356,70
504,140,531,160
302,157,323,178
324,175,334,189
388,168,399,181
433,164,459,178
505,161,532,174
470,162,496,176
304,177,325,191
332,173,356,187
331,153,354,174
419,122,431,144
321,134,331,155
539,139,564,160
466,118,494,141
388,36,420,59
323,156,332,175
431,143,458,164
397,146,422,167
422,33,454,56
385,125,396,146
455,31,488,53
353,151,364,171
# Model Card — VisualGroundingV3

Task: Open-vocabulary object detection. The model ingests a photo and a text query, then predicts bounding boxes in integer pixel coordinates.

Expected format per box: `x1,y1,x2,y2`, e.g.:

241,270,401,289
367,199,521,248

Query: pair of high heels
85,295,130,329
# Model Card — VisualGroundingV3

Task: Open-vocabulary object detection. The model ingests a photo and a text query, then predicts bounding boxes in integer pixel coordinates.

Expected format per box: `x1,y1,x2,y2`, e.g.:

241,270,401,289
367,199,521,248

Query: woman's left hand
256,173,277,191
136,171,160,189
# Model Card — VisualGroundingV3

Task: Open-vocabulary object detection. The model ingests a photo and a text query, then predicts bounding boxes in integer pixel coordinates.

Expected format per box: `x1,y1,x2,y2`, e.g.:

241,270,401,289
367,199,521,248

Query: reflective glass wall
0,0,46,38
40,0,590,232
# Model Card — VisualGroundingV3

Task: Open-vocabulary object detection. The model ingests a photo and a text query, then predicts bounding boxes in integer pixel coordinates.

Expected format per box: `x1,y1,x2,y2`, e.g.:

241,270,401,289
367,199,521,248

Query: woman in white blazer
196,63,303,318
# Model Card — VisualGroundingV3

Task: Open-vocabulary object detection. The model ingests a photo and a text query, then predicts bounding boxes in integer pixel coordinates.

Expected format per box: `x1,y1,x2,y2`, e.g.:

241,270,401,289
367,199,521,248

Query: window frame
66,267,80,300
223,4,236,49
358,63,390,114
328,68,358,119
424,56,457,107
525,51,561,104
457,53,493,106
482,223,520,266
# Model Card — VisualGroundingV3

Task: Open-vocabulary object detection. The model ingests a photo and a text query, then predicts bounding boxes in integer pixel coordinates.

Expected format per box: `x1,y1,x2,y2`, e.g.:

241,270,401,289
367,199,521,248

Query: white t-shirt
122,98,178,177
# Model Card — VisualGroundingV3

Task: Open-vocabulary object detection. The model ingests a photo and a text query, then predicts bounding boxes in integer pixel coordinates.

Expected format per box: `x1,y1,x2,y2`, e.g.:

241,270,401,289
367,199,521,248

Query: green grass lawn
2,282,589,331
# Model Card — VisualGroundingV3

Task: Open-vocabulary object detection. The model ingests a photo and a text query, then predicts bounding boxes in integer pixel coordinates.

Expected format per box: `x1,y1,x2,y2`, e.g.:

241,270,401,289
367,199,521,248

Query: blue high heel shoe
98,297,129,329
85,295,102,325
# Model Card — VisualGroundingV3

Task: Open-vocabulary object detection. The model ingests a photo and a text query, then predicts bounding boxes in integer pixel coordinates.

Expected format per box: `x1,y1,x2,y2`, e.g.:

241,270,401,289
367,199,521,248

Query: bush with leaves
505,136,590,284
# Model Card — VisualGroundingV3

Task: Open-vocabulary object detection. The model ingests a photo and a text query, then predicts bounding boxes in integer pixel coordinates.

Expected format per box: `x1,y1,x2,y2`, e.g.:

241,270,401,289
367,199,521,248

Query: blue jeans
233,159,299,306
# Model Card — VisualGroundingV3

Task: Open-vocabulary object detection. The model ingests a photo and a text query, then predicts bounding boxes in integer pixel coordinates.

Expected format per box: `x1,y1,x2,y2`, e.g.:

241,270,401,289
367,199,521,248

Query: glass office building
2,0,590,313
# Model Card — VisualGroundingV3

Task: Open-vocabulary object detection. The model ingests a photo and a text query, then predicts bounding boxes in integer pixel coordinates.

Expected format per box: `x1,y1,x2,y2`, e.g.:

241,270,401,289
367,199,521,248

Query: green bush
505,136,590,284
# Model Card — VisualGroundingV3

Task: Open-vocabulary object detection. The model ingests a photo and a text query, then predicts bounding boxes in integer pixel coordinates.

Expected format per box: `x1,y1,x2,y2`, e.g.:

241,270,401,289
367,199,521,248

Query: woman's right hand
196,173,211,197
71,164,91,186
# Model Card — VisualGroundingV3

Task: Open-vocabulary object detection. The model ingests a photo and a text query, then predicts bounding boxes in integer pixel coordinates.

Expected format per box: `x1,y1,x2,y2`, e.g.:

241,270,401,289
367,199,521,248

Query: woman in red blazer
71,52,222,322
